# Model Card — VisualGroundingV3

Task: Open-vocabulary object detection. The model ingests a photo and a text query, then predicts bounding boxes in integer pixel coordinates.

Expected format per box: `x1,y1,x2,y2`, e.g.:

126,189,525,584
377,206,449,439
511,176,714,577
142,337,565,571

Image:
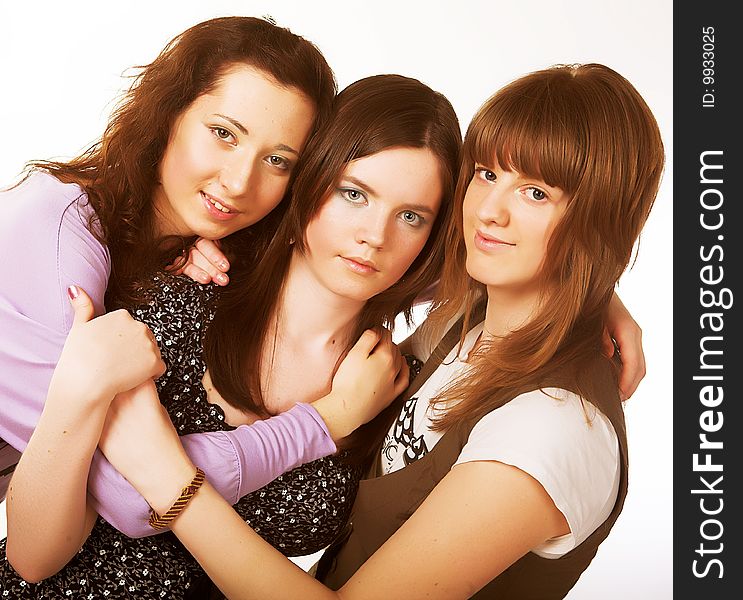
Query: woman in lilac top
0,17,411,598
0,16,646,600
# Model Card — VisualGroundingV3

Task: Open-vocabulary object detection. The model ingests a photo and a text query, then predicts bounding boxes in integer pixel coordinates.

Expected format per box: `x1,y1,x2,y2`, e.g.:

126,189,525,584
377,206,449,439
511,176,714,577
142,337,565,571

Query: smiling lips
474,230,515,252
201,191,240,220
341,256,379,274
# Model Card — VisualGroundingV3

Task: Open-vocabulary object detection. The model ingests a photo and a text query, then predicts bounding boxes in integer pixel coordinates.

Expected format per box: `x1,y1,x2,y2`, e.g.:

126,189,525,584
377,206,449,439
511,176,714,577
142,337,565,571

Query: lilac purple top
0,173,359,598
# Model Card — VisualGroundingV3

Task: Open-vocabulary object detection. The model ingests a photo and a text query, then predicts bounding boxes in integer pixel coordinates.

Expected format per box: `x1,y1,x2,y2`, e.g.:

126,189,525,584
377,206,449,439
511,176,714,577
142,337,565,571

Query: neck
151,185,186,237
275,251,366,350
481,285,542,342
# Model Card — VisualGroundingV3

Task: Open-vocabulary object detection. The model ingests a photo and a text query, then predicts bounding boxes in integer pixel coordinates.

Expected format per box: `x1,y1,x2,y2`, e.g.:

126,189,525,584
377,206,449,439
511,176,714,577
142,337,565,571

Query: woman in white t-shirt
26,63,663,598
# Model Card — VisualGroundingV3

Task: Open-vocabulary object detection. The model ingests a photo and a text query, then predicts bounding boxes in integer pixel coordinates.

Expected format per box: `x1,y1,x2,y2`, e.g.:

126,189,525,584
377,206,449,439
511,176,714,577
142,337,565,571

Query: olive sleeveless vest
317,311,629,599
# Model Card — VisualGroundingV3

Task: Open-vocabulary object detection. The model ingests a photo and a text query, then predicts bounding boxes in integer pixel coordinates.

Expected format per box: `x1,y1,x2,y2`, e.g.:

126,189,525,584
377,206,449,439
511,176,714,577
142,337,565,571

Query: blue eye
339,188,367,205
400,210,423,226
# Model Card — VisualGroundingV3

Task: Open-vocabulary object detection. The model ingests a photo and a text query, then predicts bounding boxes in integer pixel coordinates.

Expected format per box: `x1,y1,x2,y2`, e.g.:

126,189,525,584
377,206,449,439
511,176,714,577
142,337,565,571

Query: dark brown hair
425,63,664,428
27,16,336,308
204,74,462,421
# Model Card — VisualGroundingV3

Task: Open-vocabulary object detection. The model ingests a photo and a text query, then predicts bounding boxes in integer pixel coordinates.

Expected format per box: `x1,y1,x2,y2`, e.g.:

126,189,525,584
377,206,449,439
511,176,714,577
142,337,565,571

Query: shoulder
1,171,93,223
0,171,110,331
130,271,220,347
456,388,621,558
459,388,618,462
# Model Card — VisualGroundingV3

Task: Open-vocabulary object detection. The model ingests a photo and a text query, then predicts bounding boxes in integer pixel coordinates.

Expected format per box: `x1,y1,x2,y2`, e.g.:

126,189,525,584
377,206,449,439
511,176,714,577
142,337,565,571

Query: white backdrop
0,1,672,597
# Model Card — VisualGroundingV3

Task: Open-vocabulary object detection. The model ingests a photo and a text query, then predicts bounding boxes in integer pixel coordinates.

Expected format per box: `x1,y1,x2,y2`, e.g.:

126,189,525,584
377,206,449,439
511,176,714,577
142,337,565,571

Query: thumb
347,329,381,359
67,285,95,325
601,326,615,358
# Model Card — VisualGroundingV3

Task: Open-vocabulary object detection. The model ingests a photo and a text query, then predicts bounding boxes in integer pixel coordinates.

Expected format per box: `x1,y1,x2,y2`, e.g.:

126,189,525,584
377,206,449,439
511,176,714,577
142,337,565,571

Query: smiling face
297,146,443,303
463,162,569,302
153,65,316,238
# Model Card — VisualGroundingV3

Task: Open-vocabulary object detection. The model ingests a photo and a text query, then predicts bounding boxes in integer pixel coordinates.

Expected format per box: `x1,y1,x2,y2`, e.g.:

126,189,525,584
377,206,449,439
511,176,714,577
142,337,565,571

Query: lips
204,191,239,212
201,191,240,221
340,256,379,274
474,230,515,252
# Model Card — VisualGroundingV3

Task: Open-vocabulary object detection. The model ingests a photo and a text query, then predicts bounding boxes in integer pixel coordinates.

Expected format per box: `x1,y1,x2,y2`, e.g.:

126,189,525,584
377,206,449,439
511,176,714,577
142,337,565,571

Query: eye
339,188,367,205
265,155,291,171
400,210,424,227
474,166,497,182
524,187,547,201
211,126,236,143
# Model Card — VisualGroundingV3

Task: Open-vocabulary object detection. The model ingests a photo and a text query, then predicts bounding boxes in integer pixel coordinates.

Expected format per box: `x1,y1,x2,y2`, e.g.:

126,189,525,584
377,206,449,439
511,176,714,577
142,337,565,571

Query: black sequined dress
0,273,362,599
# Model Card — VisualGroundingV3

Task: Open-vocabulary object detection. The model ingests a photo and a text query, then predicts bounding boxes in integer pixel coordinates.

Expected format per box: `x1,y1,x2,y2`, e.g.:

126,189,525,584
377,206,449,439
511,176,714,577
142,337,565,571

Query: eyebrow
212,113,300,156
341,175,437,215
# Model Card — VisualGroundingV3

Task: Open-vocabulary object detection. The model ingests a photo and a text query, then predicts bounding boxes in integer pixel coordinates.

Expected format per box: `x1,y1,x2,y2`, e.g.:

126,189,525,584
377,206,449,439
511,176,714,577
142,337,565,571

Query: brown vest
318,311,629,599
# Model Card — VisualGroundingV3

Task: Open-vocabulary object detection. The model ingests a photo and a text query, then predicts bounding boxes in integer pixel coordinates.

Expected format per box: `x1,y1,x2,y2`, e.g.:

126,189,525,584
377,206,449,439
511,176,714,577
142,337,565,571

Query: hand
603,292,646,400
100,381,195,514
169,238,230,286
51,286,166,407
312,328,409,440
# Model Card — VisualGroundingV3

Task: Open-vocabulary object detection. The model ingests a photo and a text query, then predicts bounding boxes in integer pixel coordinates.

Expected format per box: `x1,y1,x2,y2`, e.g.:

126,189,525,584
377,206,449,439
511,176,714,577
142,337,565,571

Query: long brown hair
26,16,335,308
204,74,462,417
426,63,664,428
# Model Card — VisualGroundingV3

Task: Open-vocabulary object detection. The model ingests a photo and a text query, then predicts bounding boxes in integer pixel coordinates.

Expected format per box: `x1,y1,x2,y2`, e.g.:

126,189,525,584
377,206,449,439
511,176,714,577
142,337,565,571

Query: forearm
92,402,336,538
5,391,108,582
169,481,339,600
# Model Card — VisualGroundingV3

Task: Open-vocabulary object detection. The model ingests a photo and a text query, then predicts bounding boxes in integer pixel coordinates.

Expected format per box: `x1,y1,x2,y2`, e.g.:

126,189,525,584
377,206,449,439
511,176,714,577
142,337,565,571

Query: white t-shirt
382,321,621,559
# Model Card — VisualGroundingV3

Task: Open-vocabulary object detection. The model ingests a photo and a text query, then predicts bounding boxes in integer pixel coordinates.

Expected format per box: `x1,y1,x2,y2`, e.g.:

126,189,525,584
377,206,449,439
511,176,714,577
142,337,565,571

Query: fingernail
67,285,80,300
219,260,229,270
217,273,228,284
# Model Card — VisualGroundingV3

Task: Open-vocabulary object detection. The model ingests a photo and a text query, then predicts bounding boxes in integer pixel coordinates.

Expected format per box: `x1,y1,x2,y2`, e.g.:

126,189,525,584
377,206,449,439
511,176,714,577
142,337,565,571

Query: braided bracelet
148,467,206,530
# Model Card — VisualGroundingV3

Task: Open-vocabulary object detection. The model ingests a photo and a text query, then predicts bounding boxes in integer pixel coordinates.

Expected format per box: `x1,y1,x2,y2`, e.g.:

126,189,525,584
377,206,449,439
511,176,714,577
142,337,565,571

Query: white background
0,1,672,598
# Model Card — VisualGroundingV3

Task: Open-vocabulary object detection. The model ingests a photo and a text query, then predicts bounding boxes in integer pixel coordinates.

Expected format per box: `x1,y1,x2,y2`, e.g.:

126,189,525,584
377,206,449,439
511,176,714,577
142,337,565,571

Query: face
153,65,316,238
299,147,443,303
463,162,569,300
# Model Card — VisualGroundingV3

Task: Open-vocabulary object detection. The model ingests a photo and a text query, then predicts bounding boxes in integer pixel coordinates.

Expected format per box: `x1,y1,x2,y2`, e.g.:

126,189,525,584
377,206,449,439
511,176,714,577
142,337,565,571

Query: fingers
181,263,213,285
393,359,410,397
186,247,230,285
67,285,95,325
175,239,230,285
615,329,646,401
601,327,615,357
194,238,229,272
348,329,383,359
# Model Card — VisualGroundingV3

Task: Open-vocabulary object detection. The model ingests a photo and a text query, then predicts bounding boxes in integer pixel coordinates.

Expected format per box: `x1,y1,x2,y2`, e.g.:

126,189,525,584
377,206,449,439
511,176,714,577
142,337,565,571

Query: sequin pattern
0,273,361,598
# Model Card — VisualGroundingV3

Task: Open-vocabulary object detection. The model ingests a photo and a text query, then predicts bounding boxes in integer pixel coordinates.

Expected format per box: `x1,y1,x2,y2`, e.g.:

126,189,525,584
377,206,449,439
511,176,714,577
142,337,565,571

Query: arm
5,290,165,582
115,422,567,600
0,185,397,543
604,292,646,399
96,328,409,536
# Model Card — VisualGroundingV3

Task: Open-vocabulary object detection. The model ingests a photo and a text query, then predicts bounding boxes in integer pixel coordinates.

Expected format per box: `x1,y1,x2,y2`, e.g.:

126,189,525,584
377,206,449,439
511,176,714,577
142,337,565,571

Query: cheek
388,229,430,279
254,175,290,211
162,133,209,188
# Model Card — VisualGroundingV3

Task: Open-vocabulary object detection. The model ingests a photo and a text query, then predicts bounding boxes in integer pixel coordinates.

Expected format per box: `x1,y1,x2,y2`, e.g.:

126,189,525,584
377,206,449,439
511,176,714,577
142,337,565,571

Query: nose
355,209,388,249
475,185,510,226
219,154,256,198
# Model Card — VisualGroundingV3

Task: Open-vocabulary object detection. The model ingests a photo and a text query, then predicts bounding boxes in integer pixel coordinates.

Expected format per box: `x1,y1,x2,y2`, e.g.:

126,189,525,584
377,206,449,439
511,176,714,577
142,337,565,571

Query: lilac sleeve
88,403,337,538
0,173,336,538
0,173,109,452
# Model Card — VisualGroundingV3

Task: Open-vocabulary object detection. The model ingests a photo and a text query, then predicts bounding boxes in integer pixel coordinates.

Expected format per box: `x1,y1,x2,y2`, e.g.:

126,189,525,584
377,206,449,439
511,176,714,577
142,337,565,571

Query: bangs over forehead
466,66,592,195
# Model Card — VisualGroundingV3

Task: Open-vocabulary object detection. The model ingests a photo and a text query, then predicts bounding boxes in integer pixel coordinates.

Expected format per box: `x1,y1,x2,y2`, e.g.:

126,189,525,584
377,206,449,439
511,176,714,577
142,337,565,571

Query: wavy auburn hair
426,63,665,428
205,74,462,418
27,16,335,308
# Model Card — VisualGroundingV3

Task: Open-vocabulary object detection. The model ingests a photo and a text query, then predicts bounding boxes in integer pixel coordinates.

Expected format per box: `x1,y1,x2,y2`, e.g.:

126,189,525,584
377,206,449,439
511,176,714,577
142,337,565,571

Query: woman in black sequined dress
0,75,459,599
